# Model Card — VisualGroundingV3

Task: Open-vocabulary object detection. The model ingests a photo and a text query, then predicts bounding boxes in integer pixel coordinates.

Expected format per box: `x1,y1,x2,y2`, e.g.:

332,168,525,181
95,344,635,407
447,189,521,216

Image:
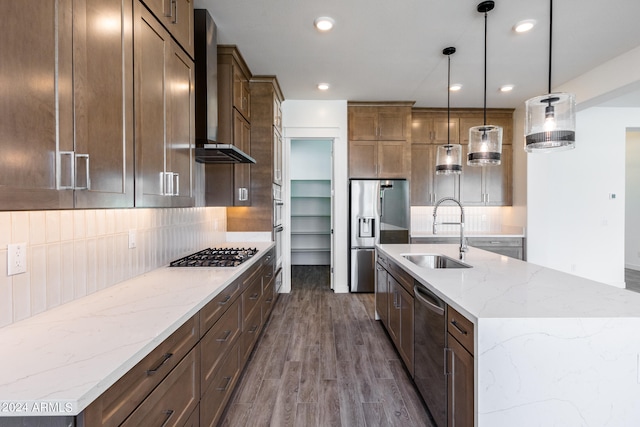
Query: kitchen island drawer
387,259,414,295
447,306,474,355
121,346,200,427
201,298,241,395
200,343,241,427
81,314,198,427
200,279,241,336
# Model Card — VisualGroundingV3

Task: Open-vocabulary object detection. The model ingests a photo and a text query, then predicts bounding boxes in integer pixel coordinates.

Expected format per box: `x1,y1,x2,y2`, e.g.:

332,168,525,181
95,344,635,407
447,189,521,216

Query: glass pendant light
436,47,462,175
468,0,503,166
524,0,576,152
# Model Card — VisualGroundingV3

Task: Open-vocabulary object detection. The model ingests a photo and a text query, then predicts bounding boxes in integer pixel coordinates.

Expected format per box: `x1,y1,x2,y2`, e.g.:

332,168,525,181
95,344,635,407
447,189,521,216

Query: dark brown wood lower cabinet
447,335,474,427
200,343,241,427
121,347,200,427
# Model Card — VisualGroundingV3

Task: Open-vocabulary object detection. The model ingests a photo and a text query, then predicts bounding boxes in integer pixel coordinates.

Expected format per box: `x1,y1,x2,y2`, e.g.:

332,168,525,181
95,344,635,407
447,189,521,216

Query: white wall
528,108,640,287
626,130,640,270
281,100,349,293
527,46,640,287
291,140,332,180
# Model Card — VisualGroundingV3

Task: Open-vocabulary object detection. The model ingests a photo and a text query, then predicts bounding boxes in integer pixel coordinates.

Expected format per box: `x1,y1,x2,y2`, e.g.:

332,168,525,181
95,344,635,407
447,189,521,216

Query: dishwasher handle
414,284,445,316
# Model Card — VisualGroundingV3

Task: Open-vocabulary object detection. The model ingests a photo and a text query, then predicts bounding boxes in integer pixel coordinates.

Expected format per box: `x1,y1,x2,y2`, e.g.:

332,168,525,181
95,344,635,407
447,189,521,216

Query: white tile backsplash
411,205,509,235
0,207,227,327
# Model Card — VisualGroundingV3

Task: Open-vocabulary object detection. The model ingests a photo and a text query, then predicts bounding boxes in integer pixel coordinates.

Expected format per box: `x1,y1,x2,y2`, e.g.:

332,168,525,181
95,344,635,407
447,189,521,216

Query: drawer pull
218,295,231,305
249,293,259,300
265,297,273,303
248,325,258,334
146,353,173,375
216,330,232,342
451,320,468,336
216,376,232,392
161,409,174,427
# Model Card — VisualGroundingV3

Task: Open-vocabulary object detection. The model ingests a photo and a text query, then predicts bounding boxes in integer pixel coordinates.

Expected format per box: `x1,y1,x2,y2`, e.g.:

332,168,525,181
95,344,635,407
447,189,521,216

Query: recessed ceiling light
314,17,335,32
449,84,462,92
500,85,514,92
513,19,536,33
317,83,330,91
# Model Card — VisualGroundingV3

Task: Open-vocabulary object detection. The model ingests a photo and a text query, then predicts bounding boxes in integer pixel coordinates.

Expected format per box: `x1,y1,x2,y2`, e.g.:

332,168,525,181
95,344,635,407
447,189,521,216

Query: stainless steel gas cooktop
169,247,258,267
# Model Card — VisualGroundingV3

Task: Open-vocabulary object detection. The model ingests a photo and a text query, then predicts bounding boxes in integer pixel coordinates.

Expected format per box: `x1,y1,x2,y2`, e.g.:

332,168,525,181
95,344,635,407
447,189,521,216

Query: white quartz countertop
0,242,274,417
378,243,640,321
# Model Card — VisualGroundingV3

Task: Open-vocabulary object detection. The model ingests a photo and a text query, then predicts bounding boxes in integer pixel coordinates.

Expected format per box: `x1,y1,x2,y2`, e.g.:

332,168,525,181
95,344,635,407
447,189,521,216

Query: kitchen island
378,243,640,426
0,242,274,424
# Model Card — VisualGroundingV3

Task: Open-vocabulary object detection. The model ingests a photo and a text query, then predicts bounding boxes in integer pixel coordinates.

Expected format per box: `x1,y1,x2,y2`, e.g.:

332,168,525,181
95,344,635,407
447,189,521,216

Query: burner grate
169,247,258,267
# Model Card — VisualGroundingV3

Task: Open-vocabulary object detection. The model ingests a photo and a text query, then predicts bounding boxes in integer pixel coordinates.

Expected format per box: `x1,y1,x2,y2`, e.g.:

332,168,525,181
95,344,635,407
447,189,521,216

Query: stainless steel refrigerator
349,179,410,292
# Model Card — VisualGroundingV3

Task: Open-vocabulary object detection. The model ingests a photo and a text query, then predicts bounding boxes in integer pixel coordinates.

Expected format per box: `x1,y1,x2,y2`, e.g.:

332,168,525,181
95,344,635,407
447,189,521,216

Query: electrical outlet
128,230,137,249
8,243,27,276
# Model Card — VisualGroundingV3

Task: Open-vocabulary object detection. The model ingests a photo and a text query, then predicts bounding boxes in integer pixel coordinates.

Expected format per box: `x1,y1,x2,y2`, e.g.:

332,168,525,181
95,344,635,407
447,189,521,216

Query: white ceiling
193,0,640,109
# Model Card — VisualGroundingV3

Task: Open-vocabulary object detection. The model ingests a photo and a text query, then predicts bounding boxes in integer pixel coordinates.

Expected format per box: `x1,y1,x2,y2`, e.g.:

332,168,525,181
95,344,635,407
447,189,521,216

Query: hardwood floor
219,266,433,427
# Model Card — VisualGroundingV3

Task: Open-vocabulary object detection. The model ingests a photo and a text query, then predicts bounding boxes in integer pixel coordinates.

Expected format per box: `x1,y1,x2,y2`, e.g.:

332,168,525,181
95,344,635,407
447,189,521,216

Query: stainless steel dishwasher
414,281,447,427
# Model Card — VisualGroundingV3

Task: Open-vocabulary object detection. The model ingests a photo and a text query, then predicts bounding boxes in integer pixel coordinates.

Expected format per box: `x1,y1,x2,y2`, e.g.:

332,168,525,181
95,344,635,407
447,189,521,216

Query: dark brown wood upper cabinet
348,102,413,179
1,0,135,210
134,1,194,208
139,0,195,58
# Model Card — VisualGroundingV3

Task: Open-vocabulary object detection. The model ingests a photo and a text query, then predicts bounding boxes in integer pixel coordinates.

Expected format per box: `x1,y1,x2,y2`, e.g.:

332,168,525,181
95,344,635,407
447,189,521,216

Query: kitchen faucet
433,197,468,260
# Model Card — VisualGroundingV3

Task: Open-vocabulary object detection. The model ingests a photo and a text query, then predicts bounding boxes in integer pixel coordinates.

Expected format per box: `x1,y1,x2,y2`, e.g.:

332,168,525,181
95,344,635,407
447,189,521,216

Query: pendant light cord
483,9,488,126
548,0,553,94
447,53,451,145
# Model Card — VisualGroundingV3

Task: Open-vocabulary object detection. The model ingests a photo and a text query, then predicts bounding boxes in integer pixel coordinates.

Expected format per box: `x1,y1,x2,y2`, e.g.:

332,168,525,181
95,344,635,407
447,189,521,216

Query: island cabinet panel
80,314,199,427
375,253,415,376
134,1,195,208
348,102,413,179
447,305,474,427
375,258,389,325
121,346,200,427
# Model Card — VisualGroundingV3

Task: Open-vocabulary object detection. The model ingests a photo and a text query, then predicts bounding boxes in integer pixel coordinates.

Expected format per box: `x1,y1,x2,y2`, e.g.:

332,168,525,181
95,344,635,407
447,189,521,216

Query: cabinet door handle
173,173,179,196
75,154,90,190
249,292,259,300
171,0,178,23
216,376,232,392
218,295,231,305
450,319,469,336
160,409,174,427
216,330,232,342
146,352,173,375
444,347,453,376
248,325,259,333
163,172,174,196
59,151,75,189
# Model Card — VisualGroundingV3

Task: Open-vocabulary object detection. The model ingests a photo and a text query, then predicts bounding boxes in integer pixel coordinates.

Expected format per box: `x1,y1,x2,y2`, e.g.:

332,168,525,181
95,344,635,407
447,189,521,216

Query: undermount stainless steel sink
402,254,472,269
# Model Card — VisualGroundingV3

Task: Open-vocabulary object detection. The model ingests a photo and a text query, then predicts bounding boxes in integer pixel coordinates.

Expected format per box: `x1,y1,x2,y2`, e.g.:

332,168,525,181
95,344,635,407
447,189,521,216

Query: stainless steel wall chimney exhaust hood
194,9,255,164
195,142,256,163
